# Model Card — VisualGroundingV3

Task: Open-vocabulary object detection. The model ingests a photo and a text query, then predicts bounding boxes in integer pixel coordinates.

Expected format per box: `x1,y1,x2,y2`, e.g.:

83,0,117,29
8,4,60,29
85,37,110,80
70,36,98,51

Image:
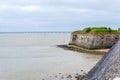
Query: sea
0,32,102,80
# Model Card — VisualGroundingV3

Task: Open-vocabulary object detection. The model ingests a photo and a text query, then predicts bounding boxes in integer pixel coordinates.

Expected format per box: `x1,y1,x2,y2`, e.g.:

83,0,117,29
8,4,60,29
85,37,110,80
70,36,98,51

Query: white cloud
20,6,40,12
0,5,43,12
0,4,61,13
65,8,110,16
0,5,11,11
113,77,120,80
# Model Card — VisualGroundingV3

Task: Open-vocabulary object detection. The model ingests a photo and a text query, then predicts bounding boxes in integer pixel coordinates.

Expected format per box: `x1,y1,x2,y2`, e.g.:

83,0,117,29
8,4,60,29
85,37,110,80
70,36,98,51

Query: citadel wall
69,33,120,49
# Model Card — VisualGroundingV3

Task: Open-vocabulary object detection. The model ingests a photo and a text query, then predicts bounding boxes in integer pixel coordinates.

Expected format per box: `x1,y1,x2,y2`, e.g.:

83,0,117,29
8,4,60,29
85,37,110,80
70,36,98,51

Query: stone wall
69,33,120,49
84,38,120,80
69,34,94,49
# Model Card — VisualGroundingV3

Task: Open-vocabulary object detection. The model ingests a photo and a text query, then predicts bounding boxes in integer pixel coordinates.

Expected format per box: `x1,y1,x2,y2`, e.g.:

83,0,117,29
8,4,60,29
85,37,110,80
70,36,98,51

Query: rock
67,75,72,79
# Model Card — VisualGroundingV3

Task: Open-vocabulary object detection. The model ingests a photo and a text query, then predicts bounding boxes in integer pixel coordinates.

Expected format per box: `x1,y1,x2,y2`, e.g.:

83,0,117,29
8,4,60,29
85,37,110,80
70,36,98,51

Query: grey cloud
0,0,120,31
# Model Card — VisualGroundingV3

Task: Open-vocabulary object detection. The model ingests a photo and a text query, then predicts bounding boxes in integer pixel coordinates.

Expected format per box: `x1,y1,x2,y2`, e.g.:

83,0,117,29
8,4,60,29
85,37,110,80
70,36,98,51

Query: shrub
108,27,112,32
83,27,91,33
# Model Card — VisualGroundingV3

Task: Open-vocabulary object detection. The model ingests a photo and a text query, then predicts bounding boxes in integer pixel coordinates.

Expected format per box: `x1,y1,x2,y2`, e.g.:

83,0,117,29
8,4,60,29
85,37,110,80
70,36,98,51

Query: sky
0,0,120,32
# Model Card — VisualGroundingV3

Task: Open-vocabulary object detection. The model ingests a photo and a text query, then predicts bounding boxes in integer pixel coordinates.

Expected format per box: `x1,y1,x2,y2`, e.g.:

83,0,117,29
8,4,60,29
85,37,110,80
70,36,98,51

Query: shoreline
57,45,109,55
57,44,108,79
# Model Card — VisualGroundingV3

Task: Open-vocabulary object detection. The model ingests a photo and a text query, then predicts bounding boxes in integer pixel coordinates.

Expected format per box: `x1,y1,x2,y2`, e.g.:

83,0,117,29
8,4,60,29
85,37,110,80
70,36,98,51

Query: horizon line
0,31,71,33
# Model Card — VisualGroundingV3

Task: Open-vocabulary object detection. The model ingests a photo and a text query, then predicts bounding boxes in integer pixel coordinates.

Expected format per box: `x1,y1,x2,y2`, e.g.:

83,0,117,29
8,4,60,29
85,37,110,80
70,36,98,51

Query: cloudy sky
0,0,120,32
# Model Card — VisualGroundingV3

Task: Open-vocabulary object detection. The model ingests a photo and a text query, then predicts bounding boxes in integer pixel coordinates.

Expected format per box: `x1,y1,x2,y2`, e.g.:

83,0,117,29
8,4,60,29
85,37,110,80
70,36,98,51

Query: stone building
69,33,120,49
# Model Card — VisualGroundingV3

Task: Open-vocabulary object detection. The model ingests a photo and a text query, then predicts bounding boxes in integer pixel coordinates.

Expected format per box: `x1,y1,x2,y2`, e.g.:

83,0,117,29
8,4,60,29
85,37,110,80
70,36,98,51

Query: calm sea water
0,33,102,80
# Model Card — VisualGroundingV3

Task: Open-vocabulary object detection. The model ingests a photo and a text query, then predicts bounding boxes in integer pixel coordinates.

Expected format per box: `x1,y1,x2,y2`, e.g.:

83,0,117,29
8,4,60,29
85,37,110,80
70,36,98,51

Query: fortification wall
84,38,120,80
69,34,94,49
69,33,120,49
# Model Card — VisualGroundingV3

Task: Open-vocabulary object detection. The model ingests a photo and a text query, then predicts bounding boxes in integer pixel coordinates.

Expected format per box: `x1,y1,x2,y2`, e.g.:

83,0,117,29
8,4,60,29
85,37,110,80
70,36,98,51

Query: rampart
69,33,120,49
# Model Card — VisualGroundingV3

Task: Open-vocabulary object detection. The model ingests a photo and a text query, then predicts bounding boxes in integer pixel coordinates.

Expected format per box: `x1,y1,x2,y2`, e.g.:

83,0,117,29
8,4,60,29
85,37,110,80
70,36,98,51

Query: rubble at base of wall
57,44,109,55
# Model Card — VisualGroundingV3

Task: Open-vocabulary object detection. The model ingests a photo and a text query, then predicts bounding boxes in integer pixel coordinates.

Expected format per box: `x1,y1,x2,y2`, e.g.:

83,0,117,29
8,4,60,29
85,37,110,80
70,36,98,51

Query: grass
73,27,120,34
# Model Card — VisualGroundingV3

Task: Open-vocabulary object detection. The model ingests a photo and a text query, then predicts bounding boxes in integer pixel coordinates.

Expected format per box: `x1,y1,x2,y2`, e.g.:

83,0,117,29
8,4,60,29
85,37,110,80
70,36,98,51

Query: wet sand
57,45,109,55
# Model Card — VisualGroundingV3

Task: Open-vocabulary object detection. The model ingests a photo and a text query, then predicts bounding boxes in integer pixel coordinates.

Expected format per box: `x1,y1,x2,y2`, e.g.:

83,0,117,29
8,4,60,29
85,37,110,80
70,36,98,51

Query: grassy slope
73,27,120,34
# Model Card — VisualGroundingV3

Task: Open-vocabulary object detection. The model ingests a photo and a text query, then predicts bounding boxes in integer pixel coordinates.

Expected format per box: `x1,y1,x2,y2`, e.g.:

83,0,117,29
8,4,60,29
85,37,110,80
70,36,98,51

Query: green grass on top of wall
73,27,120,34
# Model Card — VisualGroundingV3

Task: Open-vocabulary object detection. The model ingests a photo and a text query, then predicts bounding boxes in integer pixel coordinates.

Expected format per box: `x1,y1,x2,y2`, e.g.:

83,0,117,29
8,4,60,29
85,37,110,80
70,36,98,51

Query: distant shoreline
0,32,71,34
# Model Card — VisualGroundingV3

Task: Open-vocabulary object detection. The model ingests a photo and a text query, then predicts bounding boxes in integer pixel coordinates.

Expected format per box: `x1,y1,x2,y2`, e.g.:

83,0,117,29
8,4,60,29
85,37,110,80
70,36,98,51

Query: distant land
0,31,71,34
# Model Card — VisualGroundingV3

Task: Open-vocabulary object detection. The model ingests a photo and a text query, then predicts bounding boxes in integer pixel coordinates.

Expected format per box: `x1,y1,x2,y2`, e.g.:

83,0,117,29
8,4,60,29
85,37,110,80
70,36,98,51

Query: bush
83,27,91,33
108,27,112,32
